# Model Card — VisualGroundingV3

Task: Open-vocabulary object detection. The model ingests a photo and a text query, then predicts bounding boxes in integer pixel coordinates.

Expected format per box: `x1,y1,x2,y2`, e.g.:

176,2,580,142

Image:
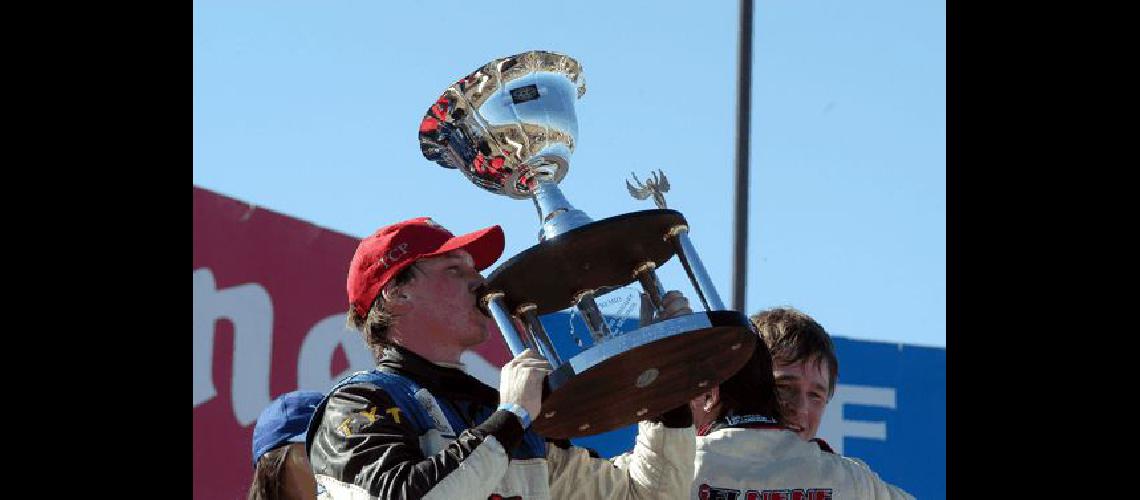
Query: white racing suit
693,417,913,499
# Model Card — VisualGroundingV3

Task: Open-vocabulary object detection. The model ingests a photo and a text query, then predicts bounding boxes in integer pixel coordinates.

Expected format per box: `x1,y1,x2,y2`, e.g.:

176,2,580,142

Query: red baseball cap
347,217,505,317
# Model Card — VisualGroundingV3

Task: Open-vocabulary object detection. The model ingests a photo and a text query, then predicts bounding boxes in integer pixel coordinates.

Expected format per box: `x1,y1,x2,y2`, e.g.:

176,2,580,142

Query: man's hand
499,348,551,420
639,290,693,326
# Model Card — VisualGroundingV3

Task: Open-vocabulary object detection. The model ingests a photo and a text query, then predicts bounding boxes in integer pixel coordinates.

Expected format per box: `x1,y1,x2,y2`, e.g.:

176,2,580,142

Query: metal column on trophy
418,50,756,439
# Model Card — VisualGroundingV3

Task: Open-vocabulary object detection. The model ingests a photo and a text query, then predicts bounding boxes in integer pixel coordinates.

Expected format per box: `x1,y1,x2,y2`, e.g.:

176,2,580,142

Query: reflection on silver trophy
419,50,756,438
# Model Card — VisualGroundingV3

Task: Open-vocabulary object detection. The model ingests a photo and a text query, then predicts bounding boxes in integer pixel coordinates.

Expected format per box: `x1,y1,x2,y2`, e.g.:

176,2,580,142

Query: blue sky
193,0,945,347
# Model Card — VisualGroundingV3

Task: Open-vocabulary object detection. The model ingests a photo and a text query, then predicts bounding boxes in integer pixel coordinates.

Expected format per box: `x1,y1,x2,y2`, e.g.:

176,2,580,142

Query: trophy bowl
419,50,584,200
419,50,755,438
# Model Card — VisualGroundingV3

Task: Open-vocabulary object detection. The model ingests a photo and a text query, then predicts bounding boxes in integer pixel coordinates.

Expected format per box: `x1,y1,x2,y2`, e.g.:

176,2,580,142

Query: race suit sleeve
308,383,525,500
845,456,915,500
545,420,697,500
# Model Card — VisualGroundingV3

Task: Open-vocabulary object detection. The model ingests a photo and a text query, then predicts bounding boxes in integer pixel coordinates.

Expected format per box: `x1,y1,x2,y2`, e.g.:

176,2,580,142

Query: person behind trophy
305,216,698,499
688,307,913,499
249,390,323,500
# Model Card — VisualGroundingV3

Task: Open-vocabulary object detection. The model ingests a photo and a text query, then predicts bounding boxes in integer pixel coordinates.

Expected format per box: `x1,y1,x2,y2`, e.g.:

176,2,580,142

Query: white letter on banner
192,268,274,426
817,384,897,456
297,314,376,392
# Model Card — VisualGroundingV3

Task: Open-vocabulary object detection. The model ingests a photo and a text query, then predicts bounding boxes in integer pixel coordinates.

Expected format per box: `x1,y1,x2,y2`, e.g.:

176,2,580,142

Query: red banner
193,186,512,500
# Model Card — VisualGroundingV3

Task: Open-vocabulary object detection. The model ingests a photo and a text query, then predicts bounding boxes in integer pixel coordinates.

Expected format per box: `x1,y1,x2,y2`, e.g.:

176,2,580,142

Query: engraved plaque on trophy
419,50,755,438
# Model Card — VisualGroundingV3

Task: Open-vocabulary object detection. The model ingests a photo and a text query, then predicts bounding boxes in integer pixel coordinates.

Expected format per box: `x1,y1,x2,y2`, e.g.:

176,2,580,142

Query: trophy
419,50,755,438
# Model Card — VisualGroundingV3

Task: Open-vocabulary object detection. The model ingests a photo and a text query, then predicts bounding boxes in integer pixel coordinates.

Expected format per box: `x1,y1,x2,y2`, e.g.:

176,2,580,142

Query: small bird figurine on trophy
626,170,671,210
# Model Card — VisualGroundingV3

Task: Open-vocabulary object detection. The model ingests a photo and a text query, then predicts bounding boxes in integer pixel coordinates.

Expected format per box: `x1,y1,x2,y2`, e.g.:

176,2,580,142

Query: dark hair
751,307,838,396
345,263,420,362
715,334,784,422
247,446,290,500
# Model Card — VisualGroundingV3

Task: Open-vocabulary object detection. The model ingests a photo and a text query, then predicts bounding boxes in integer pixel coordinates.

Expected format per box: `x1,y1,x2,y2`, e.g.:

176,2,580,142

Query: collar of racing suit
377,346,580,449
699,412,836,454
700,413,786,436
378,345,501,406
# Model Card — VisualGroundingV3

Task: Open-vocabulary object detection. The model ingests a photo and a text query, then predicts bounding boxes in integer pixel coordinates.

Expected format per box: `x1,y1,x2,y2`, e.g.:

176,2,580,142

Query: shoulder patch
336,406,402,437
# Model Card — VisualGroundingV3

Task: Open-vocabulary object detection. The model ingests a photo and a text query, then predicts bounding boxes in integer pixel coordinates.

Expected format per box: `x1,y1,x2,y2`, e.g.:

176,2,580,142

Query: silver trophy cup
419,50,755,438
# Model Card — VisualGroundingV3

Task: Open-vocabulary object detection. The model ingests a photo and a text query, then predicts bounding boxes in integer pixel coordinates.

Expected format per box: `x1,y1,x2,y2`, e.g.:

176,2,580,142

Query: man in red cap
305,217,697,499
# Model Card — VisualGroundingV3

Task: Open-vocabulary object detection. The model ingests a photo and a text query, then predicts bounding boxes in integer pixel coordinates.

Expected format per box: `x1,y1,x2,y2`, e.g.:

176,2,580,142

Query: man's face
280,443,317,500
401,249,491,348
773,356,832,441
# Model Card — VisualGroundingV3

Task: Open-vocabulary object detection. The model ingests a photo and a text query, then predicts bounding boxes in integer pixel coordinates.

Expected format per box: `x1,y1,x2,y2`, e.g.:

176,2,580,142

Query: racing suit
306,346,695,499
692,415,913,500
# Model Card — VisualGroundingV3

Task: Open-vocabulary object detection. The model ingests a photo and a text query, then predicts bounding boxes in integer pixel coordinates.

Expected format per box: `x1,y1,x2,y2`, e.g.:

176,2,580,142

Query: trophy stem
666,225,726,311
483,292,533,357
574,289,611,342
633,262,666,316
532,180,593,241
517,303,564,370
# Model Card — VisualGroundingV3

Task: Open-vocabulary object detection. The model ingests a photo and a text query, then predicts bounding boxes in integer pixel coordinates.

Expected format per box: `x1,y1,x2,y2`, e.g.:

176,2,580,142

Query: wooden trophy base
531,311,756,439
486,209,687,315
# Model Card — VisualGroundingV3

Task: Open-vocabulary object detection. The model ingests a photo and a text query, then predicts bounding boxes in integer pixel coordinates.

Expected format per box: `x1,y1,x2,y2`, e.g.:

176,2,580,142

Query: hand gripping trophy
418,50,755,438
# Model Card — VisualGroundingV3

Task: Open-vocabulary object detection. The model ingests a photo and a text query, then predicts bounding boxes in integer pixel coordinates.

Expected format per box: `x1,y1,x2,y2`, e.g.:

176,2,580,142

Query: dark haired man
686,308,912,499
752,307,839,446
305,216,696,499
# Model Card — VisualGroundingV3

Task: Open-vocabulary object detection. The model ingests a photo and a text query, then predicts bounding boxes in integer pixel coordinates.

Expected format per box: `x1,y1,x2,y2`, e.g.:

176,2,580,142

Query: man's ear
702,386,721,413
380,283,412,312
689,387,720,414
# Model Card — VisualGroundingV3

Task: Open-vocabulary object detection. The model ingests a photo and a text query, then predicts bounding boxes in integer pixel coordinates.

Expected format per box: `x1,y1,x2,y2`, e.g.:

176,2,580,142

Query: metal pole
732,0,754,313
